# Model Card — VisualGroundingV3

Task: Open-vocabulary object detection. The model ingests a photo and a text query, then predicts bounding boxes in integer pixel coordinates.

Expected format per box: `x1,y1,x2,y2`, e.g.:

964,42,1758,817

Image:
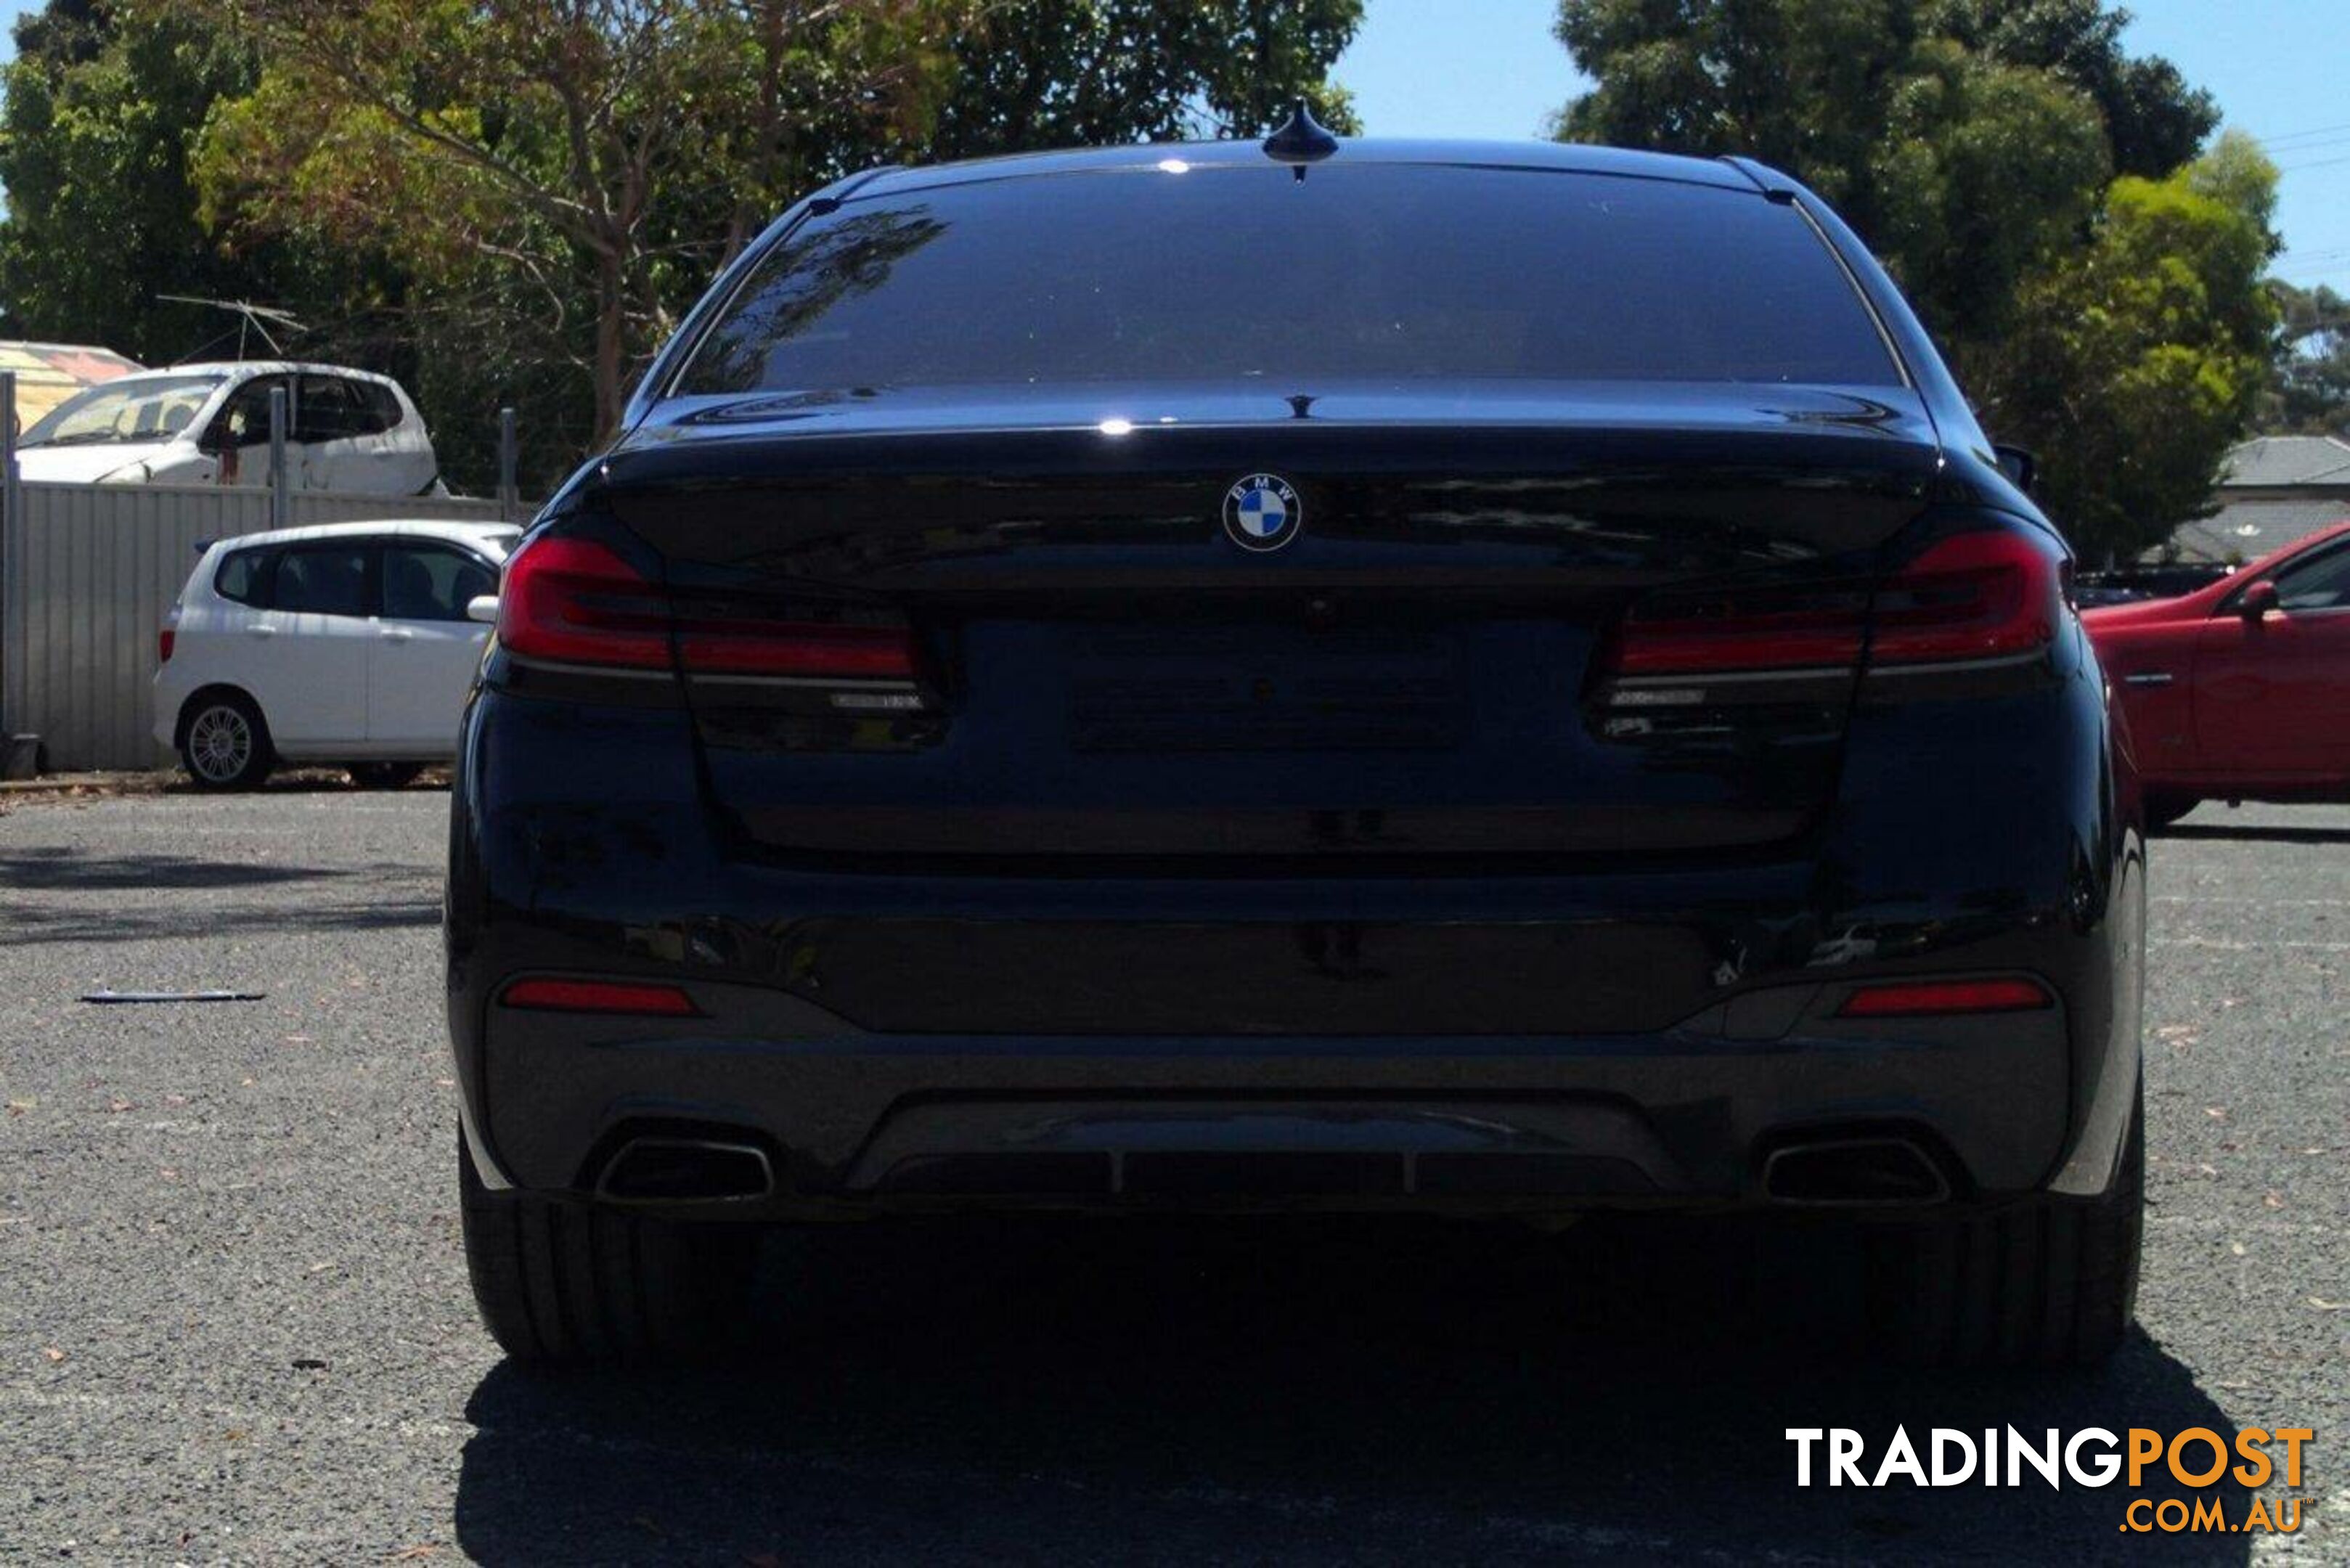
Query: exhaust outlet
1762,1135,1951,1206
597,1136,775,1204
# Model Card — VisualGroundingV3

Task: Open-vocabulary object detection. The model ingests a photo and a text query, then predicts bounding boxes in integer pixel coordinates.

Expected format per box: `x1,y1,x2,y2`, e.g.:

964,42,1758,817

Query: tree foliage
1550,0,2261,560
2264,282,2350,434
0,0,1362,486
929,0,1361,158
1973,135,2278,560
0,1,388,366
185,0,1362,452
184,0,981,446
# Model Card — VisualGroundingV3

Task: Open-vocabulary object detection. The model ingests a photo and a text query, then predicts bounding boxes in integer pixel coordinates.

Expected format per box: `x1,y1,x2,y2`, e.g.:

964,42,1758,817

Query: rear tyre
2143,793,2198,831
457,1135,760,1366
179,693,274,791
349,762,425,790
1869,1082,2142,1369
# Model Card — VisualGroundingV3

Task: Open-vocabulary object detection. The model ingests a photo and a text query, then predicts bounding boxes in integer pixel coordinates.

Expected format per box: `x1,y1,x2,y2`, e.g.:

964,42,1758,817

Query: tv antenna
157,296,306,361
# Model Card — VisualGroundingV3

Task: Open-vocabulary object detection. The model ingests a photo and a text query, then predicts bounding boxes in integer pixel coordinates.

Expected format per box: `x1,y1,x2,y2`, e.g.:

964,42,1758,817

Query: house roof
0,340,144,428
2166,497,2350,564
2220,434,2350,489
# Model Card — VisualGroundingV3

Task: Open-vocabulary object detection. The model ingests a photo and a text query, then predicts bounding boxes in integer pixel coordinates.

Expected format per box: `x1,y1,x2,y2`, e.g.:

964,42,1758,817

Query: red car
2085,519,2350,825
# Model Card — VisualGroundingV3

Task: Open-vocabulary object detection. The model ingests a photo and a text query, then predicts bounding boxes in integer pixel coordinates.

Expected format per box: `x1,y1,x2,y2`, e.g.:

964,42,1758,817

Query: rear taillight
1866,529,2063,666
497,536,671,668
1612,580,1870,677
498,534,916,679
158,628,175,664
1602,524,2063,695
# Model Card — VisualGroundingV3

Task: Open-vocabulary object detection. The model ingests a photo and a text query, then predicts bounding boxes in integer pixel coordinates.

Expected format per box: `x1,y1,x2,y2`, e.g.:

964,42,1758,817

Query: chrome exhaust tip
1762,1135,1952,1206
596,1136,775,1204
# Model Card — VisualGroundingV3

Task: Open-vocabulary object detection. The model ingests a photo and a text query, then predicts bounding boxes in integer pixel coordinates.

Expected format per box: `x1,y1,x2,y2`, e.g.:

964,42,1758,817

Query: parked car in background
15,362,441,494
157,519,519,789
447,131,2146,1371
2073,561,2237,608
2086,518,2350,825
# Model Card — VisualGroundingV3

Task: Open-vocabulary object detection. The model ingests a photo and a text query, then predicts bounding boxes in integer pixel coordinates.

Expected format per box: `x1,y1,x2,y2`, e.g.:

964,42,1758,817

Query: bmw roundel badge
1223,473,1303,552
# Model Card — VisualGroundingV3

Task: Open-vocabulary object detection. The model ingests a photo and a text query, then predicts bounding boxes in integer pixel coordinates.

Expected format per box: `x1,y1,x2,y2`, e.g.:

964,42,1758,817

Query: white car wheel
181,697,272,791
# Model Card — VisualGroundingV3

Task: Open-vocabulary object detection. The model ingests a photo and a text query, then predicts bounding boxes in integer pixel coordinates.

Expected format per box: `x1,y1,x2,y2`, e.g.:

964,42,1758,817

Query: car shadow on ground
2161,821,2350,846
0,844,359,891
453,1216,2254,1565
0,846,438,945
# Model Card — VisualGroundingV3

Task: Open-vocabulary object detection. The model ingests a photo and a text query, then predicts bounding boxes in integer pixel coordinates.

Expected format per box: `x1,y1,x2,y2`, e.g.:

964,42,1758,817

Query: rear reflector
498,533,917,679
499,978,701,1016
158,628,176,665
1836,977,2052,1018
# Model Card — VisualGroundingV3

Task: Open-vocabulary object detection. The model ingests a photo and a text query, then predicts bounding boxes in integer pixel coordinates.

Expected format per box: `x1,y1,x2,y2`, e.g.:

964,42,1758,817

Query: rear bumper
446,669,2145,1217
457,970,2076,1215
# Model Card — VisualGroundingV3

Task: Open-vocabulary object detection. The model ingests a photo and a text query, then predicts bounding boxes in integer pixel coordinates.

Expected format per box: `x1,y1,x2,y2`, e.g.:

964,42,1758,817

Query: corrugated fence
1,483,513,770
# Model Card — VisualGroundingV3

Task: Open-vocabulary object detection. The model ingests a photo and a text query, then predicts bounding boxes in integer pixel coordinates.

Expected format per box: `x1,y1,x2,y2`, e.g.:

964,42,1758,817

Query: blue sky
3,0,2344,291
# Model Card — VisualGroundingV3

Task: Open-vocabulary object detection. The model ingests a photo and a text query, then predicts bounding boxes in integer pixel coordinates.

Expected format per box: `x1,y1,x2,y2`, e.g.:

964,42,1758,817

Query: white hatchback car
155,520,520,788
16,361,441,494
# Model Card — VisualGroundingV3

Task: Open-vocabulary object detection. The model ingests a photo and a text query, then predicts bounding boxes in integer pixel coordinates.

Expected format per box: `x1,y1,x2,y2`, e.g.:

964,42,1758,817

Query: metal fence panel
2,481,510,771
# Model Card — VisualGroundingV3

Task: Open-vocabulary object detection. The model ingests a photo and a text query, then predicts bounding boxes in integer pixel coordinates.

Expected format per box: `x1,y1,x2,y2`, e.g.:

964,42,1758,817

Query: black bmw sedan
446,126,2146,1370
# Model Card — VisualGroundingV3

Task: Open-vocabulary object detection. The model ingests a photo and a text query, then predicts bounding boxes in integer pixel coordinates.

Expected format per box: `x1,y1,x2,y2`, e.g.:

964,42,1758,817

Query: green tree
2264,282,2350,433
1549,0,1919,222
185,0,981,445
1868,38,2108,330
0,0,383,364
1922,0,2214,177
1976,135,2279,561
184,0,1363,453
929,0,1361,158
1549,0,2262,558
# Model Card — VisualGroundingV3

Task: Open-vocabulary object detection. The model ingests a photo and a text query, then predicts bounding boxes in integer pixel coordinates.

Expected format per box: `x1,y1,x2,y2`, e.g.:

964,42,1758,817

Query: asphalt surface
1,787,2343,1564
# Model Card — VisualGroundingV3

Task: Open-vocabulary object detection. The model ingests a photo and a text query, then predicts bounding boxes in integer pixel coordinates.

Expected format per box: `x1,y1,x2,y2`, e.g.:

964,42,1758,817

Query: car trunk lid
584,383,1943,866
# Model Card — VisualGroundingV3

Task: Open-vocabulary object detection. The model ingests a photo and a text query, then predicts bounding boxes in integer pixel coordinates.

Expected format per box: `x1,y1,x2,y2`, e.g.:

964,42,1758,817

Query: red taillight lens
1836,977,2052,1018
158,628,176,664
497,534,917,678
1612,581,1870,676
1603,526,2063,685
674,612,918,677
1868,529,2062,666
499,977,701,1016
498,536,672,669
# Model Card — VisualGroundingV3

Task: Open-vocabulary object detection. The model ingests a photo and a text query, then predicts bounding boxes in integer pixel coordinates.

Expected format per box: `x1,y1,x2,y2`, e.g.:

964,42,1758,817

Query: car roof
110,362,407,387
200,518,521,555
846,136,1766,202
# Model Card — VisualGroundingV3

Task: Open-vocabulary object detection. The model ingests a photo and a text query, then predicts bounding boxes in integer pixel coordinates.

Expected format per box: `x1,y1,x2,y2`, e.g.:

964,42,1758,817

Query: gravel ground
1,788,2343,1565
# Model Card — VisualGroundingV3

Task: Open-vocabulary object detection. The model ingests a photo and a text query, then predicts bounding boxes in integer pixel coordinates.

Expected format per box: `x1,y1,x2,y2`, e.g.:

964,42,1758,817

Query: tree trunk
593,246,626,447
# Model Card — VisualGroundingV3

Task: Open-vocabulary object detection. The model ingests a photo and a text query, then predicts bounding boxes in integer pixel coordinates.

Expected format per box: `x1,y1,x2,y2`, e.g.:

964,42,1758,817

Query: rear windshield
678,164,1903,394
